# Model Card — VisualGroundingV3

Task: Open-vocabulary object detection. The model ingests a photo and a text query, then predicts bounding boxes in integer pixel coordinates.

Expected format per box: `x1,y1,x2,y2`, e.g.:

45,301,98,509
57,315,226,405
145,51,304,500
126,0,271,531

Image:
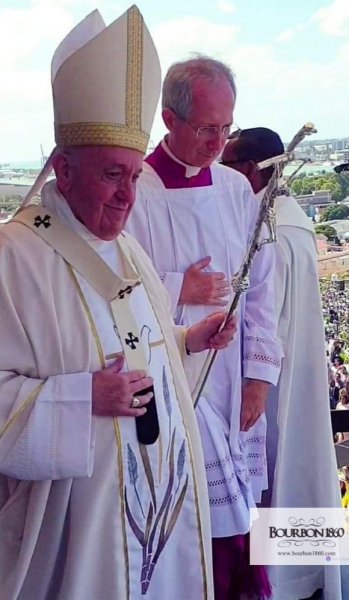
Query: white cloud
1,6,349,160
0,0,76,160
313,0,349,36
149,16,349,144
152,17,239,69
0,0,123,160
217,1,236,13
275,23,304,43
0,0,73,69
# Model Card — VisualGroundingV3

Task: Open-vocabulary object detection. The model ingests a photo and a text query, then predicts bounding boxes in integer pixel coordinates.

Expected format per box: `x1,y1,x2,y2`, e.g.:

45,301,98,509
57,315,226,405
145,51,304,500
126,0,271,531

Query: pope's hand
92,356,153,417
179,256,230,306
185,312,237,354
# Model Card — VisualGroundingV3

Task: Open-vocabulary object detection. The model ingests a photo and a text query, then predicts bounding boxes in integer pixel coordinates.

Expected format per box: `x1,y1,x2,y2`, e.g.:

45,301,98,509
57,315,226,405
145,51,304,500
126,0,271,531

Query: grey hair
162,54,237,120
55,145,88,167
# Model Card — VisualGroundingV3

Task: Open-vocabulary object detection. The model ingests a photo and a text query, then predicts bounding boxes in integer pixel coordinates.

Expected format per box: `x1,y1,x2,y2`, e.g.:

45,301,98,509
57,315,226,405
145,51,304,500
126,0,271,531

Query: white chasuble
0,182,213,600
127,161,282,538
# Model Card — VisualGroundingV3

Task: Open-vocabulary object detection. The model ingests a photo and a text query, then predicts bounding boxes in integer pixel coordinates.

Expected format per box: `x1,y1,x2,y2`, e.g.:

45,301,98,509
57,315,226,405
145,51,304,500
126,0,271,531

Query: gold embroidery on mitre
55,122,149,154
126,5,143,131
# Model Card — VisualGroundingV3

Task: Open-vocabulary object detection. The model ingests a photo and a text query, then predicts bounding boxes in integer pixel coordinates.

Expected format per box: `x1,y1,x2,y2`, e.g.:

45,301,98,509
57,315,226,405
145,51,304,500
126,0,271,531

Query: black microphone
135,385,160,445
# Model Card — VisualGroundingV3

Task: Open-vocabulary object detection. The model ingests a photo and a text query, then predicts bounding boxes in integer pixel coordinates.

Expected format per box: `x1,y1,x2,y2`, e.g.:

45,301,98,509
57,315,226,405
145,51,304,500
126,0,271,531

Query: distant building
296,189,332,217
0,178,33,198
296,189,332,206
331,139,349,152
316,234,328,256
338,150,349,163
319,219,349,236
318,249,349,278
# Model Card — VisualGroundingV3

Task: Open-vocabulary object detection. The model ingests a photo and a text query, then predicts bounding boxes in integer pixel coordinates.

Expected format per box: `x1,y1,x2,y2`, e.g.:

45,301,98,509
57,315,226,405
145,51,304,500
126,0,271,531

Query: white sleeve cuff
159,271,184,316
29,372,95,480
243,359,281,386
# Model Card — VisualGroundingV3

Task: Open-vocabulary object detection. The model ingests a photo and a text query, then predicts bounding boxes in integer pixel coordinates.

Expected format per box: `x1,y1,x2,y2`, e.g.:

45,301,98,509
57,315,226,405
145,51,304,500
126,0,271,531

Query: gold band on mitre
55,122,149,153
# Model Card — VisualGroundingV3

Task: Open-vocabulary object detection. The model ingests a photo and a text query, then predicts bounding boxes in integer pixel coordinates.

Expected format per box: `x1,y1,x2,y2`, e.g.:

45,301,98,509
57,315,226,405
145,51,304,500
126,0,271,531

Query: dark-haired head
221,127,284,193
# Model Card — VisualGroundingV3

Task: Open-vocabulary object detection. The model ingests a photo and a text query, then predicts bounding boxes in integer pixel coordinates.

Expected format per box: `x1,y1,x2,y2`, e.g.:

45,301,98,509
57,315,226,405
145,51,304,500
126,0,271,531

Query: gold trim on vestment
105,351,124,361
55,122,149,154
114,419,130,600
180,327,189,362
0,382,44,438
105,339,165,361
139,285,208,599
67,264,131,600
126,5,143,131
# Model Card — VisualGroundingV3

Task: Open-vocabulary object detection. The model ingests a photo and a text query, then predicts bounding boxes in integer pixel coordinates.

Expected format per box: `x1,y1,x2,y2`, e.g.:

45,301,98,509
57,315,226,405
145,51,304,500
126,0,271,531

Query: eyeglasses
179,117,241,140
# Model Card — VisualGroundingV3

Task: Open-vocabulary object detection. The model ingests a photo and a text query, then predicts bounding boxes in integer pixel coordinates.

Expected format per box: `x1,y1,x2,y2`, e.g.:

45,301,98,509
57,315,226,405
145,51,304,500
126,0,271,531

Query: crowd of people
322,279,349,412
322,278,349,341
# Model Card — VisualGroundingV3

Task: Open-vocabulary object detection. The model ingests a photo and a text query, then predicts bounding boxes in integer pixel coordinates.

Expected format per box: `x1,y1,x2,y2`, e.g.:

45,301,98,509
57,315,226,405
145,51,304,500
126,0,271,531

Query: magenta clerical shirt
145,140,212,188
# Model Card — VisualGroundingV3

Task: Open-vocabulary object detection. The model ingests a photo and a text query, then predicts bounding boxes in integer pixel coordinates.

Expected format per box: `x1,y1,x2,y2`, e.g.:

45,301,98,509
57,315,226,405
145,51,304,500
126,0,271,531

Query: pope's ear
52,151,73,193
162,108,176,131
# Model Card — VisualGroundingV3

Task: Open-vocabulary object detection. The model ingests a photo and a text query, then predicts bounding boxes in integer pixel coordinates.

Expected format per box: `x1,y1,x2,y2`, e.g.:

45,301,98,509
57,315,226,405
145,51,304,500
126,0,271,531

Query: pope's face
164,77,235,168
54,146,143,240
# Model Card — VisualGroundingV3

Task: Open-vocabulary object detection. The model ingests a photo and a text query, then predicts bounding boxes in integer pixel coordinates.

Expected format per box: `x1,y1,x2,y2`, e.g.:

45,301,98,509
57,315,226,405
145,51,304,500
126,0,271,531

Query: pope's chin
87,217,125,241
92,208,127,240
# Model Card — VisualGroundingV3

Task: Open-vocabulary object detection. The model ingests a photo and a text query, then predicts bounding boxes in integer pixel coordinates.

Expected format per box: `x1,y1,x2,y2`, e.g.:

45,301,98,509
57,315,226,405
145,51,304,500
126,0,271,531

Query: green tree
314,224,337,238
290,172,349,202
320,204,349,222
291,179,303,196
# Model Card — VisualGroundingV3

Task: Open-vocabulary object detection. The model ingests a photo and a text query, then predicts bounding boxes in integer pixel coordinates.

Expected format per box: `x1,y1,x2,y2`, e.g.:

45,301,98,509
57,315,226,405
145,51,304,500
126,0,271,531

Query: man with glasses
221,127,342,600
127,57,282,599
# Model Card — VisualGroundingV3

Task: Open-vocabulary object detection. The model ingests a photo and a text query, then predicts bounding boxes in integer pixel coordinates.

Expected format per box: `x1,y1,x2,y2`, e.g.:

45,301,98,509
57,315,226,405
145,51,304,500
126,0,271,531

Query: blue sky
1,0,348,161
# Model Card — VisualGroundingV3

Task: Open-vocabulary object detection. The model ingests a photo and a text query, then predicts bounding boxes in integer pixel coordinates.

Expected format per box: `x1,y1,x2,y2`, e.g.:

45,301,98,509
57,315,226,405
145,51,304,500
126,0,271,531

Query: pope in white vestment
222,128,342,600
0,8,235,600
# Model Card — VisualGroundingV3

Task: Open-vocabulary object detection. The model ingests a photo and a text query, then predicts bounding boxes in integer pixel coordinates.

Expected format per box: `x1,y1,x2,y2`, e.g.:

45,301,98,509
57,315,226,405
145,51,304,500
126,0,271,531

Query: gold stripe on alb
187,441,208,600
0,382,44,438
105,351,124,361
105,339,165,361
150,339,165,350
126,5,143,130
67,263,130,599
114,419,130,600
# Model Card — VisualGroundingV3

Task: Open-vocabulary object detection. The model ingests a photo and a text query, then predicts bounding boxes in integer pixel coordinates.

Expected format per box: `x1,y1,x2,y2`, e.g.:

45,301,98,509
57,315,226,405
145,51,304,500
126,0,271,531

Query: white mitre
21,5,160,207
52,4,160,153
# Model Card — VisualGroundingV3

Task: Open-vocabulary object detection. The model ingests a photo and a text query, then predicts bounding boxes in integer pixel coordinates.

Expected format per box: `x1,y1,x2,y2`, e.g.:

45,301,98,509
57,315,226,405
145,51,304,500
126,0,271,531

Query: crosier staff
193,122,317,406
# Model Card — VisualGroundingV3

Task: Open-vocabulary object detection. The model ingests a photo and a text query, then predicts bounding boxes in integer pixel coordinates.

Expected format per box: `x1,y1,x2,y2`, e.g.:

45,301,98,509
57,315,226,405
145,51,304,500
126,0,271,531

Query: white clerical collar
161,138,202,178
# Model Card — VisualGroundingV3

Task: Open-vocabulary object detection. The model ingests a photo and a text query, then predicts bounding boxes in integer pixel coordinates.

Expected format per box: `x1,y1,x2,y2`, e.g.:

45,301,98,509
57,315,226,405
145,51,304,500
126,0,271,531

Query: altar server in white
0,9,237,600
127,56,282,600
222,127,342,600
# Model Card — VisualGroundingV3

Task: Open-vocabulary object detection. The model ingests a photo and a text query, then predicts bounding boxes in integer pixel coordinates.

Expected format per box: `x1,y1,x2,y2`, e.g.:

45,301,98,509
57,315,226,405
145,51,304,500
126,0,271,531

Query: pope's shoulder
0,216,54,262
